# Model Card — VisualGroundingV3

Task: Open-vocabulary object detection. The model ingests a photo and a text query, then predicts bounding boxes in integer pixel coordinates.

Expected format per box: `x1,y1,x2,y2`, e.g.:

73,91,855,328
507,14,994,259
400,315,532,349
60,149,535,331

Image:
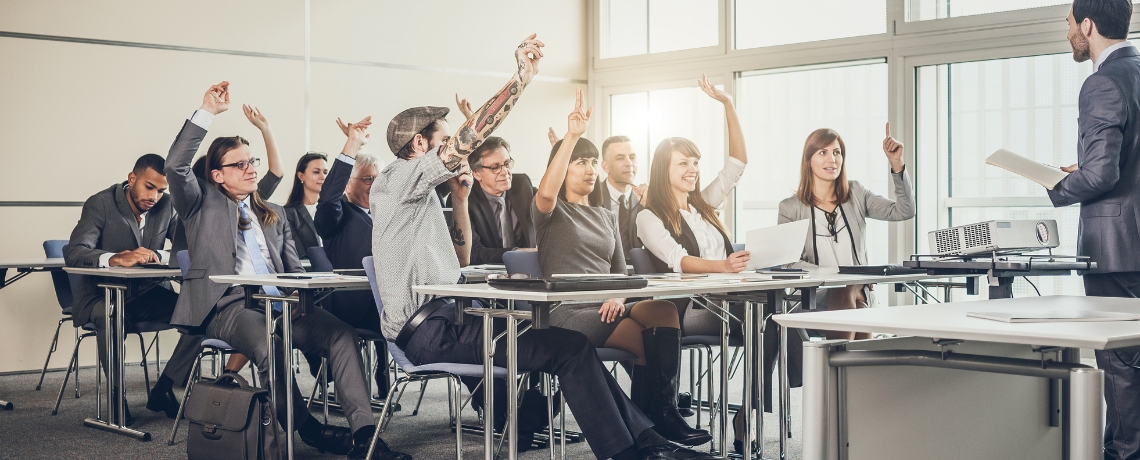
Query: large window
608,85,726,185
601,0,720,58
734,60,890,254
734,0,886,49
915,53,1093,297
906,0,1067,21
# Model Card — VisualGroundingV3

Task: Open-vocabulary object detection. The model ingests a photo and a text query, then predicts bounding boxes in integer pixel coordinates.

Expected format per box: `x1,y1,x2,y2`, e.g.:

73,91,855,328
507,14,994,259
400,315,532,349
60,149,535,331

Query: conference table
62,266,182,441
0,258,66,411
773,295,1140,460
414,269,955,460
209,272,372,460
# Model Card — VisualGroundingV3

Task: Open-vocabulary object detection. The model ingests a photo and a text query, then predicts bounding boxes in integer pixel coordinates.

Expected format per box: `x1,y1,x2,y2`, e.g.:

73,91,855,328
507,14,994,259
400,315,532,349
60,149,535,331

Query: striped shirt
370,149,461,341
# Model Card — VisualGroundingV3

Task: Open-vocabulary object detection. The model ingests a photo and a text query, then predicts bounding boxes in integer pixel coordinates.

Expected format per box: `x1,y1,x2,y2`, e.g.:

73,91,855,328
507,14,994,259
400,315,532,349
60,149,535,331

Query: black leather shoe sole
668,432,713,447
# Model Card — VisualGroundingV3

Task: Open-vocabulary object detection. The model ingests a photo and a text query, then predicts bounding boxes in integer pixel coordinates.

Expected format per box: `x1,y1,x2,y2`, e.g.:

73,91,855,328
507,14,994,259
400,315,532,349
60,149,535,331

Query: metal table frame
0,258,65,411
904,255,1094,299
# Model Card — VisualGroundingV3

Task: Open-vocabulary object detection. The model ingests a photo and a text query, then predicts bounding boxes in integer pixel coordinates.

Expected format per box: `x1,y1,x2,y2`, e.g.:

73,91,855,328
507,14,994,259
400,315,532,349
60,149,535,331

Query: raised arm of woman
535,87,592,214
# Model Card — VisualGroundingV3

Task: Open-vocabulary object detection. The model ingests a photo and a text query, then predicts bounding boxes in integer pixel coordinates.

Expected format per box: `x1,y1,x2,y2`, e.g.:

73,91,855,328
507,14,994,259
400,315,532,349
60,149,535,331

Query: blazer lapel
113,184,142,247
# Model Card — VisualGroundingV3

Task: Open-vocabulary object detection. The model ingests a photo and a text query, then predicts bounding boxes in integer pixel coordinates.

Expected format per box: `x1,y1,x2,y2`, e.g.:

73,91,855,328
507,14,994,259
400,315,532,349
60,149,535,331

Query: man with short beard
1049,1,1139,458
64,154,202,424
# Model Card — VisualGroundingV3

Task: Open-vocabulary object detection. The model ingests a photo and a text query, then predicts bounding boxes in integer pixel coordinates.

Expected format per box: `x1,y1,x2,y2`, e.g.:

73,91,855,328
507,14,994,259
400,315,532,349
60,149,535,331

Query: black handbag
184,372,281,460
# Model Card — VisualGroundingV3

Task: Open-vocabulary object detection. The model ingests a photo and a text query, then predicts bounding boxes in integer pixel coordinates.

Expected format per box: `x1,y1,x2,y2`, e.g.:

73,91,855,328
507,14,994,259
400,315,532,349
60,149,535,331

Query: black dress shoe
146,386,180,418
639,444,719,460
733,439,757,455
300,424,354,455
346,437,412,460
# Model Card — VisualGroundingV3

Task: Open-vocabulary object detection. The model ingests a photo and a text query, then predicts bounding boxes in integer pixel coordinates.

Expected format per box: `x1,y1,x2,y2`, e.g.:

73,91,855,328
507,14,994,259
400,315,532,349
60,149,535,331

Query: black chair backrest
43,240,79,313
306,246,334,272
628,248,657,275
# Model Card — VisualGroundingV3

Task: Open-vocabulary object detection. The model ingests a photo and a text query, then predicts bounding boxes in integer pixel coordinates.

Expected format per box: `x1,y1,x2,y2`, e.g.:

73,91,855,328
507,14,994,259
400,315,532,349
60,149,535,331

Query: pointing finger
885,122,891,138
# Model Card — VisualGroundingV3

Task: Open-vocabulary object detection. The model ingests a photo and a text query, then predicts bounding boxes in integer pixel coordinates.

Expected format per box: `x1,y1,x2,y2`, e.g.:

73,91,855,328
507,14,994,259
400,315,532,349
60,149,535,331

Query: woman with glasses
533,89,712,446
459,136,538,264
283,152,328,260
777,123,915,341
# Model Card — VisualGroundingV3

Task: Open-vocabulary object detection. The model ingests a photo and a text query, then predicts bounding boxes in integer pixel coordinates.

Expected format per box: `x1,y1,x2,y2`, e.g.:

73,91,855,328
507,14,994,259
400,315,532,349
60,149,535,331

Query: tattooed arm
438,33,544,171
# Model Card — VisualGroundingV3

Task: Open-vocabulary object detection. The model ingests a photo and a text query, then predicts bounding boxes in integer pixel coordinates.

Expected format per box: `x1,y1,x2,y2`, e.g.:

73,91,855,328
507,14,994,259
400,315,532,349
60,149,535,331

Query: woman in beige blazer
777,124,915,340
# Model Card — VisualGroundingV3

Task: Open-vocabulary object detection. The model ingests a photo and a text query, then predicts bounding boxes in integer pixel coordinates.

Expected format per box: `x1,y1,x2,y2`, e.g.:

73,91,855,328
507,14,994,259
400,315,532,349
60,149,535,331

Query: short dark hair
1074,0,1132,40
396,119,446,160
601,135,632,160
469,136,512,169
133,153,166,176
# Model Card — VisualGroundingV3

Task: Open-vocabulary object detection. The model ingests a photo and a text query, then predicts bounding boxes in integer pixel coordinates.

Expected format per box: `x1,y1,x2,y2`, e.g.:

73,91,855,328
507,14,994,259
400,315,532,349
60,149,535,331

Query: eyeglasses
352,175,377,185
478,159,515,174
220,158,261,171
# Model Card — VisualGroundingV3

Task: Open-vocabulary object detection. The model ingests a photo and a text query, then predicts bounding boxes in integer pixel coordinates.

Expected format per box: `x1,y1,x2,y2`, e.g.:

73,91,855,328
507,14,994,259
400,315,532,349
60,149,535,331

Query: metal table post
83,282,151,441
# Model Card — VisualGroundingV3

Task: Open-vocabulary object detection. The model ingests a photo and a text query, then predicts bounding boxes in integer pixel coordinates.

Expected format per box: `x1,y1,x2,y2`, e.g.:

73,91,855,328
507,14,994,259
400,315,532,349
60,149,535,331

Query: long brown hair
644,137,729,237
205,136,279,230
796,128,850,207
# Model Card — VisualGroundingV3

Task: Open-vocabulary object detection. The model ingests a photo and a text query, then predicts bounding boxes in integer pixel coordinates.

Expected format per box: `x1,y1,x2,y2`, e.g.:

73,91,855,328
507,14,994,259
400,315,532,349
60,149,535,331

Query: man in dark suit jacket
455,136,537,264
1051,2,1139,457
166,82,407,459
64,154,201,422
588,135,646,258
313,118,389,394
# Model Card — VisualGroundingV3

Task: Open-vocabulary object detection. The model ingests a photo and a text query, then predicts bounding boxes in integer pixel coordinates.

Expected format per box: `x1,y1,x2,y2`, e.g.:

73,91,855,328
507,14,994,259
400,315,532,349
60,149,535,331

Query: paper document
744,219,811,270
967,310,1140,323
985,149,1069,190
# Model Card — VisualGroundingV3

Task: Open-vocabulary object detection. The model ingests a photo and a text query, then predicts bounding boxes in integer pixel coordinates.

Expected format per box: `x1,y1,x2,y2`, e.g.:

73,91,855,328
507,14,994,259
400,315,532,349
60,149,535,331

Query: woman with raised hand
778,123,916,341
532,88,712,447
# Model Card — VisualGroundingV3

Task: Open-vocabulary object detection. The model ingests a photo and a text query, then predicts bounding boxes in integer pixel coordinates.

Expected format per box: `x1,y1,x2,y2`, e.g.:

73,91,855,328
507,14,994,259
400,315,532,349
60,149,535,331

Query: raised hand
547,127,559,146
455,94,475,120
335,116,372,137
722,250,751,273
698,74,731,105
515,33,545,85
883,122,905,172
566,87,593,138
243,104,270,132
200,81,230,115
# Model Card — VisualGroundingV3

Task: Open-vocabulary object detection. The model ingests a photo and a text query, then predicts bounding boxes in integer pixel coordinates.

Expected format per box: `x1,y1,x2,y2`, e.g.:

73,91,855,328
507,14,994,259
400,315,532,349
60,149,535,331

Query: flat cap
386,106,450,156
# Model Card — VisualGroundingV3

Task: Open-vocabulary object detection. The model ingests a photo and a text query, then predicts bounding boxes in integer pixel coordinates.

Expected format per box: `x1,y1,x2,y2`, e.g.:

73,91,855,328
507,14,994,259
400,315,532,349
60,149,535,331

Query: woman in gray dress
530,88,711,446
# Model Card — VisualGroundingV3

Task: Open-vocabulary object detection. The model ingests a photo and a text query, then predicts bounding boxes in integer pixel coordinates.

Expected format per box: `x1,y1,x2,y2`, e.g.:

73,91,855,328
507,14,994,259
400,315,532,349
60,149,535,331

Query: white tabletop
0,258,65,269
414,276,821,302
63,266,182,278
772,295,1140,350
210,273,372,289
813,268,957,287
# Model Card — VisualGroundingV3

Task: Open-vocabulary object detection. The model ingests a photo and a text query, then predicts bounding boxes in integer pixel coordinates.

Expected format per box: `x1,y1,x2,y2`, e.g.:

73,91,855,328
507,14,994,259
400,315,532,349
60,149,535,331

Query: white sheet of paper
744,219,811,270
985,149,1070,190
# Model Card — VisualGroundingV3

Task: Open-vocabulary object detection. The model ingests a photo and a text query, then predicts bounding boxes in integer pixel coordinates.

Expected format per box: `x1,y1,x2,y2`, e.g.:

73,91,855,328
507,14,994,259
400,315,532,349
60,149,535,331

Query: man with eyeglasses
312,115,390,396
456,136,537,265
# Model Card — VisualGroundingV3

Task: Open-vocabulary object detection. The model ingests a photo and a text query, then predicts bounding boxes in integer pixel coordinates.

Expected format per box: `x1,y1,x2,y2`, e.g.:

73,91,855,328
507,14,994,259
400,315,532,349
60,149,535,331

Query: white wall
0,0,586,373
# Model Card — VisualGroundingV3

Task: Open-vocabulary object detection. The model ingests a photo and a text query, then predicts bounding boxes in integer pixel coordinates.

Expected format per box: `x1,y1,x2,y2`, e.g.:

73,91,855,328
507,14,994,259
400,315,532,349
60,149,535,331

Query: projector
928,220,1059,256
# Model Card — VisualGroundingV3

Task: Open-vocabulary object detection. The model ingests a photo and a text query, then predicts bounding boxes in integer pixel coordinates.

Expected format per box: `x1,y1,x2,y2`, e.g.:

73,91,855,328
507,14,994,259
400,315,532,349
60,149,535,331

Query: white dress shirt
811,207,856,268
1096,41,1134,72
636,157,747,272
606,180,634,215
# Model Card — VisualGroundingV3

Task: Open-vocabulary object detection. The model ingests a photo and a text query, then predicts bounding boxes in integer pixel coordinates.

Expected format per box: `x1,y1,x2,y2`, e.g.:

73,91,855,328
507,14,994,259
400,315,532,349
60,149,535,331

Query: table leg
742,300,754,459
719,299,730,456
779,296,790,458
801,341,839,460
483,311,495,460
83,284,150,440
283,299,296,460
0,399,11,410
1069,368,1104,460
987,274,1014,299
506,302,519,460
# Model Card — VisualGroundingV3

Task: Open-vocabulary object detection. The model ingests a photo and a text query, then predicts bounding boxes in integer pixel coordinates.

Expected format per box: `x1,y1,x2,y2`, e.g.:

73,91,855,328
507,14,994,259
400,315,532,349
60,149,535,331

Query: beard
1070,32,1091,63
127,186,153,212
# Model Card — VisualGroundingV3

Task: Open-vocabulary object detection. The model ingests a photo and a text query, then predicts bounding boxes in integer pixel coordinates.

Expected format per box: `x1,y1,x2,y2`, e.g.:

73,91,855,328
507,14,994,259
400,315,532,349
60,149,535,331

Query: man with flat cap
369,34,715,460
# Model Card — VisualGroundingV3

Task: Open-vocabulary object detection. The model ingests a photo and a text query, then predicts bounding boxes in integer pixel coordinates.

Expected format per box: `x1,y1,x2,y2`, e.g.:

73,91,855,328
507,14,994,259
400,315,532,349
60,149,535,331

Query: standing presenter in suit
1051,1,1140,458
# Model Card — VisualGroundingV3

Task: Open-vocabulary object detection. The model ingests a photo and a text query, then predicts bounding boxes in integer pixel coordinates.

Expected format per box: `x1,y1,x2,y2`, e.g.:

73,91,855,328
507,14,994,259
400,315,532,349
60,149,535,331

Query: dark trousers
90,286,201,386
402,303,653,460
1085,272,1140,460
206,289,374,432
306,290,390,394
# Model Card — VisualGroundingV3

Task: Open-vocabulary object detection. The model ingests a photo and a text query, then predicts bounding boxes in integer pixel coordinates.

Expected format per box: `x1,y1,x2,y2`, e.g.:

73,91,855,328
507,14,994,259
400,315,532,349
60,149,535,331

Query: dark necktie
497,196,515,248
618,194,632,252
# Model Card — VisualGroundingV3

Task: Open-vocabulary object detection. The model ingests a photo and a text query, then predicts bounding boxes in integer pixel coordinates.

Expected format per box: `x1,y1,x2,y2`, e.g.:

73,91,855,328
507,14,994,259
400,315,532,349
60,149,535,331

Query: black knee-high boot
639,327,713,446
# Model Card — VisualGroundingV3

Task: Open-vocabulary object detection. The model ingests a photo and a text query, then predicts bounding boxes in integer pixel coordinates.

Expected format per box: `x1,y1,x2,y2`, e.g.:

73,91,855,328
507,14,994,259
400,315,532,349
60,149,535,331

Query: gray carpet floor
0,354,801,459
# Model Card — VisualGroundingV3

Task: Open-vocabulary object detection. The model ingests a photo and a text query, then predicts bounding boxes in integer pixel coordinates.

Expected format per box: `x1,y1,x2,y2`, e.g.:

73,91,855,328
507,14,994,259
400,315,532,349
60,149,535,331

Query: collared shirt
1097,41,1134,72
371,147,460,341
478,185,517,245
97,184,171,267
636,157,746,272
605,180,634,215
234,197,275,276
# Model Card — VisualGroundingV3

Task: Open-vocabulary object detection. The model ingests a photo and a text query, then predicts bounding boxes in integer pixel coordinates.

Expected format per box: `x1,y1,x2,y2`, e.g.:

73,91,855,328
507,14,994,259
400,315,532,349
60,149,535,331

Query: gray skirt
549,302,630,348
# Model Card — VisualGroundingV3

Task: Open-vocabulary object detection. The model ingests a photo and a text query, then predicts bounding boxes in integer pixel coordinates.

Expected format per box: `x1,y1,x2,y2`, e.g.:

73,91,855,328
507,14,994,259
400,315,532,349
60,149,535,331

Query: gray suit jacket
1048,46,1140,274
778,170,916,267
165,120,303,328
64,183,176,326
